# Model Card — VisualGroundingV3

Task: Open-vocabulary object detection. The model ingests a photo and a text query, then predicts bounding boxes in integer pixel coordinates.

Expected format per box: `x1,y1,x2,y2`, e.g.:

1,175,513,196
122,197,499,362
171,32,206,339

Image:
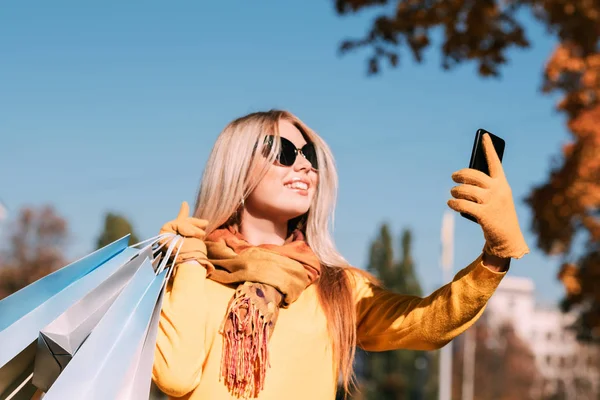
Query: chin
265,194,313,221
277,207,308,221
277,201,311,221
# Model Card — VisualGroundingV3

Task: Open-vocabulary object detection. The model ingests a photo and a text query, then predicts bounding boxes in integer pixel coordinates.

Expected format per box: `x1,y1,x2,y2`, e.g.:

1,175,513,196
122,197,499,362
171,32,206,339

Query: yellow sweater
152,254,506,399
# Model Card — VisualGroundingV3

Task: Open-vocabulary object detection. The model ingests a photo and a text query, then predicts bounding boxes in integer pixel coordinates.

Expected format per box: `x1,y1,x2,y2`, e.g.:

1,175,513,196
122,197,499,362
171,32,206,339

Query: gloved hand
159,201,214,271
447,133,530,259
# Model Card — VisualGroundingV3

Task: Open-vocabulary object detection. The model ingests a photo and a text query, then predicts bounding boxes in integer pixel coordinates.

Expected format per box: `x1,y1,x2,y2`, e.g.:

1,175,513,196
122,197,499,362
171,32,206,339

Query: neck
239,209,288,246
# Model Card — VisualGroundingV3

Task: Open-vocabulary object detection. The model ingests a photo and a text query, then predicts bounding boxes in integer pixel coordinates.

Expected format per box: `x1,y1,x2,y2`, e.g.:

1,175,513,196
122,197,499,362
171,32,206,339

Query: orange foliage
334,0,600,339
528,43,600,339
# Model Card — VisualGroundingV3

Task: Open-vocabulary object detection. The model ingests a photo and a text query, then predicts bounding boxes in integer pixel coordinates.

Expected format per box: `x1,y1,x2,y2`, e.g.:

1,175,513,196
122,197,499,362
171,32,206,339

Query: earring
240,197,245,208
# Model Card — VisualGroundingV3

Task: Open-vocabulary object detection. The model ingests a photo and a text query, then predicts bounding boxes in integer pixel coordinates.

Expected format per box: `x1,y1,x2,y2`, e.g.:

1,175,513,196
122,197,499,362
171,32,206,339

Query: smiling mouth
284,181,310,197
284,181,309,191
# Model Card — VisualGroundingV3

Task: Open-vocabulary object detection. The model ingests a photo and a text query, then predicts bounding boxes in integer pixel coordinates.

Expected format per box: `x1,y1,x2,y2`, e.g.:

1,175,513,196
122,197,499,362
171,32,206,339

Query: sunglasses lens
278,138,297,167
262,136,293,165
302,144,318,170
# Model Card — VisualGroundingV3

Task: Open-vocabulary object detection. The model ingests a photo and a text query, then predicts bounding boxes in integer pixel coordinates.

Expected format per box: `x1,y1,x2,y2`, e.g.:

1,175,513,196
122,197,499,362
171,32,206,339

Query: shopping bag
31,246,154,392
115,281,166,400
0,342,37,400
0,235,132,397
43,258,168,400
115,239,179,400
0,244,139,373
42,235,180,400
0,235,129,333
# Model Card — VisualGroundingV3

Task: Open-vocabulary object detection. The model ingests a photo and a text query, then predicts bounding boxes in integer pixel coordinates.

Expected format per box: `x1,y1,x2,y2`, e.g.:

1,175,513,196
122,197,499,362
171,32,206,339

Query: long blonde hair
194,110,360,393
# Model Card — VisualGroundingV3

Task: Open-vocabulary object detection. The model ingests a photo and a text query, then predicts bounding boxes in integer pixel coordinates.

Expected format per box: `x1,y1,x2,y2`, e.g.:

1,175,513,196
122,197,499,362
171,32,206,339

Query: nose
293,151,312,172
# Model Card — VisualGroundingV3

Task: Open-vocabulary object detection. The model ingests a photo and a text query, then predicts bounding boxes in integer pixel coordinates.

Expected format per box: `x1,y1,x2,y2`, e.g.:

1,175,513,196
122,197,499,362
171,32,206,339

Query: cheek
252,169,285,200
310,173,319,196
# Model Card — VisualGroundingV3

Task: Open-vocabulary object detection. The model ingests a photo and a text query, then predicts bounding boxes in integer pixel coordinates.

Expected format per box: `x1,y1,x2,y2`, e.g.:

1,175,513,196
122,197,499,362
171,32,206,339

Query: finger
450,185,488,204
482,134,505,178
159,222,177,235
452,168,492,189
178,224,206,238
186,218,209,230
447,198,482,219
177,201,190,219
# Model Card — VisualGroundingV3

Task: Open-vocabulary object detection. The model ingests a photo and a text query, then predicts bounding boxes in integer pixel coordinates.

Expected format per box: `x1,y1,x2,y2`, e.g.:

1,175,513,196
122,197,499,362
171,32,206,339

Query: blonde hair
193,110,360,393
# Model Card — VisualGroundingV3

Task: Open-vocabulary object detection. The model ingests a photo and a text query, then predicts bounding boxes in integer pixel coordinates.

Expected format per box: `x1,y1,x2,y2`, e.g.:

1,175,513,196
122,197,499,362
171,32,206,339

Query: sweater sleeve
152,261,209,397
353,254,506,352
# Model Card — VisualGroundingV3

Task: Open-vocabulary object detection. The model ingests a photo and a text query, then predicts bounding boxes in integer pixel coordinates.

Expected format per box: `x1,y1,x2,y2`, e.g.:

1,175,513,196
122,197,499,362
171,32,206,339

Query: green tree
354,224,437,400
96,212,140,249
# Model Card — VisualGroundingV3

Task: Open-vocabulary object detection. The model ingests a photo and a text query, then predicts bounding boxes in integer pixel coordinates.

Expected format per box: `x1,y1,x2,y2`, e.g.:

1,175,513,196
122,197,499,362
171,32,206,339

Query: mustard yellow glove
447,133,530,259
159,201,214,271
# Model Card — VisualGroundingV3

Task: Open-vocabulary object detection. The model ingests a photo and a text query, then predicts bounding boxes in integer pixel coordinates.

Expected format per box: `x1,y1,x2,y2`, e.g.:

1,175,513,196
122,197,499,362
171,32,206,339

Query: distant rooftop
497,275,535,293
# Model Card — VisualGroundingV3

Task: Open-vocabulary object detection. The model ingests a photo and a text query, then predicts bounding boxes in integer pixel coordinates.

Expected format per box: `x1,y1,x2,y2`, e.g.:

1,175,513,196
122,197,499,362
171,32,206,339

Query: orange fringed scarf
203,227,322,399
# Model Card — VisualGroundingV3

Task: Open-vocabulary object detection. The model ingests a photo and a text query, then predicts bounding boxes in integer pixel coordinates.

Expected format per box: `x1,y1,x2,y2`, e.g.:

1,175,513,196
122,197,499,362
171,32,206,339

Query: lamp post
438,211,454,400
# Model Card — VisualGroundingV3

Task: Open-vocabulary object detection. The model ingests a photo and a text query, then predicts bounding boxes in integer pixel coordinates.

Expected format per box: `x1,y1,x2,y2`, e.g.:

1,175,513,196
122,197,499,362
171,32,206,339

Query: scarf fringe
220,288,270,399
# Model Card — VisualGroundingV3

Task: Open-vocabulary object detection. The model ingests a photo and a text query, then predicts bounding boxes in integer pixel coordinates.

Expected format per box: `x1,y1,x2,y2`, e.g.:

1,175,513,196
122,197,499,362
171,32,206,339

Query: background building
484,276,600,399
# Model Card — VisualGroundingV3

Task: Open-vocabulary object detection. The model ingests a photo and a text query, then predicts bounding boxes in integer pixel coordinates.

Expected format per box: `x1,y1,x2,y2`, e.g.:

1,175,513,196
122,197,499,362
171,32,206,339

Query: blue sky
1,1,570,304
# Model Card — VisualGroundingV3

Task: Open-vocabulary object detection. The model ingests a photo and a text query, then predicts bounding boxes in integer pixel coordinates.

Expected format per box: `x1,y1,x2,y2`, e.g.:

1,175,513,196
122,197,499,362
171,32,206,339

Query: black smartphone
460,128,505,223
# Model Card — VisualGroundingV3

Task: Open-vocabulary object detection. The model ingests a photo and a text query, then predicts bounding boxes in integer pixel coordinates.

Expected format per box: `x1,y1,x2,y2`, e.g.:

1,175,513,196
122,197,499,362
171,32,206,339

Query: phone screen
461,129,505,223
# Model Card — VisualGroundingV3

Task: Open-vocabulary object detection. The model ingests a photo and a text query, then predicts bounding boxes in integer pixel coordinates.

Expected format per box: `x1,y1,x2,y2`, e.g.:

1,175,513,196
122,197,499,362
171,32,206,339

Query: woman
152,110,529,400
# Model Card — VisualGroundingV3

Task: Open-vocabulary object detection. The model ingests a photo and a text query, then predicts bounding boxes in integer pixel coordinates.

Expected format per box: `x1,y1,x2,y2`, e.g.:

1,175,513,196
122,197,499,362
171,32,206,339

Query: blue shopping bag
42,235,181,400
0,235,129,333
0,237,139,368
0,235,133,397
43,258,169,400
31,246,155,392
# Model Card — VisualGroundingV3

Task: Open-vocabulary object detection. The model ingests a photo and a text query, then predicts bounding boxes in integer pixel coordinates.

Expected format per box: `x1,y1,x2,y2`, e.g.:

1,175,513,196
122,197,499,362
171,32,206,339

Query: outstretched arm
353,254,507,352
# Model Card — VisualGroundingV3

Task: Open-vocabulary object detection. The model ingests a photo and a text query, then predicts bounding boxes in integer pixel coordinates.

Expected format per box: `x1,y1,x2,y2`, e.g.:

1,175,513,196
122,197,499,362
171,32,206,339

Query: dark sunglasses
263,135,319,170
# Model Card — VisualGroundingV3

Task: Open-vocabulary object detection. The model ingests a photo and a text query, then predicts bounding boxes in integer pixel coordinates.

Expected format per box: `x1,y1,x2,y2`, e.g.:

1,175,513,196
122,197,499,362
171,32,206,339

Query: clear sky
1,1,570,304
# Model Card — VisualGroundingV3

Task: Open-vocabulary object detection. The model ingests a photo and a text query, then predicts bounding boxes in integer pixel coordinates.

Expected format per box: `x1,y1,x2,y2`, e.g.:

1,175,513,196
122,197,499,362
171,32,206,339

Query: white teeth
285,182,308,190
